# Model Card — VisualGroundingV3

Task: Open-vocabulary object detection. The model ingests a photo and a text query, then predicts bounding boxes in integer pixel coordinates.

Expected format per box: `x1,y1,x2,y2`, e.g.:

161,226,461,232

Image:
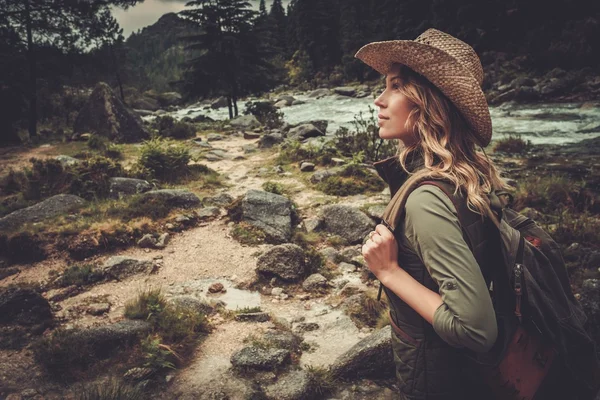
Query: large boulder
307,88,331,98
258,133,284,149
230,114,261,130
256,244,306,282
211,96,229,109
230,346,290,371
320,205,375,244
264,369,315,400
68,320,152,356
0,194,86,232
238,190,293,243
73,82,150,143
333,87,356,97
329,326,394,379
99,256,153,280
108,177,153,199
158,92,183,106
287,124,325,141
0,287,52,326
140,189,201,208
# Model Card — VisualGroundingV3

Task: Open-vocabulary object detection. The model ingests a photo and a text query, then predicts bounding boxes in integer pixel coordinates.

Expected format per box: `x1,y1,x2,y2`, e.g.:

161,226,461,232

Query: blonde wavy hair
391,64,507,220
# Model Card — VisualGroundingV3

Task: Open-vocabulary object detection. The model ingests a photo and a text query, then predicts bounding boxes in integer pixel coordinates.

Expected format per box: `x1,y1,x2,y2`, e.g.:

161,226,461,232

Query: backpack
380,179,600,400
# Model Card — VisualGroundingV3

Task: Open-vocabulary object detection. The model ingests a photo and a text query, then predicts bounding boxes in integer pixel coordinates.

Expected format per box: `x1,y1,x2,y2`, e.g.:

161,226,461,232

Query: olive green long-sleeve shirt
403,185,498,353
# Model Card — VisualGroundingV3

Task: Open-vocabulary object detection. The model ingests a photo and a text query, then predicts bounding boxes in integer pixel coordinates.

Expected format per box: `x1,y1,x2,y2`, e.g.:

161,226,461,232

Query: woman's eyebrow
385,75,402,82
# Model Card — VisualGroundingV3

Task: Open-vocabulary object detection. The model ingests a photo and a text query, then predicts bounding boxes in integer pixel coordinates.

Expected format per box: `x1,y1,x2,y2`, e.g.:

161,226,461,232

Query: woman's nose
374,91,386,108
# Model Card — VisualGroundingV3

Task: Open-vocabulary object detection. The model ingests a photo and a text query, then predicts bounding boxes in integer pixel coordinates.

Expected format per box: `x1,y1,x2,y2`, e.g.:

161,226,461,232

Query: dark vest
374,156,500,400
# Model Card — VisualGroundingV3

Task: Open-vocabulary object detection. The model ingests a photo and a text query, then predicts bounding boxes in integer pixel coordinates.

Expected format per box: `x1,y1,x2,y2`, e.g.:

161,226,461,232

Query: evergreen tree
179,0,276,118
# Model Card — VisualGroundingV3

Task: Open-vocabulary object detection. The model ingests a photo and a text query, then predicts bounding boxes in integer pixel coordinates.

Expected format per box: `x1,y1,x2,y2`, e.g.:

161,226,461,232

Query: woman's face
374,64,418,145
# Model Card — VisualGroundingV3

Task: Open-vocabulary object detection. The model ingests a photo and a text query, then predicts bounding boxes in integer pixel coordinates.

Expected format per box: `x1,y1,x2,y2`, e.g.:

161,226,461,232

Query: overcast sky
112,0,291,39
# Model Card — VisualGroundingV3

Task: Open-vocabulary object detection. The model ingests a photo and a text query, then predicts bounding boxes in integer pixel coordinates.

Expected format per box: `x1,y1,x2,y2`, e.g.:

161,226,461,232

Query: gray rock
108,177,153,199
204,193,234,207
235,312,271,322
211,96,228,109
158,92,183,106
196,207,221,219
257,244,306,282
155,233,170,248
0,194,86,232
69,320,152,355
243,144,258,153
306,120,328,134
73,82,150,143
264,369,314,400
320,205,375,244
86,303,110,316
230,346,291,370
338,262,356,273
302,274,328,291
230,114,261,130
287,124,325,141
243,131,261,140
55,155,80,167
291,100,305,106
240,190,293,243
99,256,153,280
329,326,394,379
310,169,339,184
169,296,213,316
320,247,340,262
274,100,289,108
333,87,356,97
140,189,201,208
300,162,315,172
307,88,331,98
0,287,52,326
137,234,156,248
263,331,303,351
365,204,386,220
258,133,284,149
304,218,322,233
276,95,296,106
207,133,225,141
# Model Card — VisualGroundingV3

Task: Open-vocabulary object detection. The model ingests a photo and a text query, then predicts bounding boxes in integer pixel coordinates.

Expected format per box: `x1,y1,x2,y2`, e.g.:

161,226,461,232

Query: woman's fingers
375,223,393,239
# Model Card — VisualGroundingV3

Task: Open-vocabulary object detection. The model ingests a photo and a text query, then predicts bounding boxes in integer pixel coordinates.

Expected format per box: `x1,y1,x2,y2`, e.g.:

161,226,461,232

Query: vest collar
374,154,424,197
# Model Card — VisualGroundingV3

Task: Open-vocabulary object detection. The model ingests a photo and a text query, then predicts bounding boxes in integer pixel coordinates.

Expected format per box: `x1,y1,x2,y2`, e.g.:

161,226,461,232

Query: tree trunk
110,44,125,105
24,0,37,139
227,96,233,119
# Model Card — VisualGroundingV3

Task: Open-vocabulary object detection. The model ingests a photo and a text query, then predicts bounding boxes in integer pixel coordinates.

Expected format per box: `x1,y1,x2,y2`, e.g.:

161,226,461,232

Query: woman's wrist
378,264,406,287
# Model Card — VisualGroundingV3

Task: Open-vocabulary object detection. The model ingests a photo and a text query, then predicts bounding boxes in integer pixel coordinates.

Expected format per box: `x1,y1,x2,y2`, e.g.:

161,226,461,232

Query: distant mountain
124,13,201,93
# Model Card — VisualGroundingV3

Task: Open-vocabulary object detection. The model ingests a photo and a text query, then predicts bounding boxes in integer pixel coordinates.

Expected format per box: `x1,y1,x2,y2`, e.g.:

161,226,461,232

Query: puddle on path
167,278,261,311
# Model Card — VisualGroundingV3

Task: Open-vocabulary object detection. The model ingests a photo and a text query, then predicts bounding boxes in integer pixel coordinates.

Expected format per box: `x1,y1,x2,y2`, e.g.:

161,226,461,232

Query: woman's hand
362,223,401,282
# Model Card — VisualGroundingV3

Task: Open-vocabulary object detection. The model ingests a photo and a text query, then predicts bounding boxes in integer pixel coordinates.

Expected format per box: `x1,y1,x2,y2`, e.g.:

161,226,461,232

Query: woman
356,29,508,399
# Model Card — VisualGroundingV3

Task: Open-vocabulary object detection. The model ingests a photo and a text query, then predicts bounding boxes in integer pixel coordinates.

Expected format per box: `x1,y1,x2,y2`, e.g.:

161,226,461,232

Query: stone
271,288,284,296
169,296,213,316
257,244,306,282
196,207,221,219
0,194,86,232
258,133,284,149
230,346,291,370
293,322,319,333
69,320,152,356
307,88,331,98
0,287,52,326
158,92,183,106
365,204,386,220
243,144,258,153
339,283,364,296
207,133,225,141
304,218,322,233
264,369,314,400
338,262,356,273
300,162,315,172
234,312,270,322
211,96,228,109
230,114,261,130
86,303,110,316
239,190,293,243
208,282,225,293
333,86,356,97
137,234,156,248
108,177,153,199
287,124,325,141
55,155,80,167
320,247,340,262
310,169,339,184
140,189,201,208
320,205,375,244
244,131,261,140
47,285,82,302
99,256,153,280
73,82,150,142
155,233,170,248
302,274,328,291
204,193,234,207
276,95,295,106
329,326,394,379
263,331,303,351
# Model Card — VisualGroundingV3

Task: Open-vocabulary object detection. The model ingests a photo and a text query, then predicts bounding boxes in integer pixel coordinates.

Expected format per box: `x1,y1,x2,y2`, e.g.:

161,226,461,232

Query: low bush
276,140,339,166
59,264,102,287
343,290,388,329
72,377,145,400
135,137,191,182
262,181,284,195
231,222,267,245
244,101,284,129
305,365,337,397
154,115,196,139
513,174,581,214
493,133,532,154
334,107,397,162
124,288,166,321
316,164,385,196
550,211,600,246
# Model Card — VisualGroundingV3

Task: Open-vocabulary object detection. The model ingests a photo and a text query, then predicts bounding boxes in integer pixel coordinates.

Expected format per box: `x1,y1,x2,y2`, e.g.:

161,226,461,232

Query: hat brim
355,40,492,146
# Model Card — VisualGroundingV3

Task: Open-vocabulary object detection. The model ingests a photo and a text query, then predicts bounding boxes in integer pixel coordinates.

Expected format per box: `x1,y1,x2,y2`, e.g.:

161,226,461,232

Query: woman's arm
363,185,497,353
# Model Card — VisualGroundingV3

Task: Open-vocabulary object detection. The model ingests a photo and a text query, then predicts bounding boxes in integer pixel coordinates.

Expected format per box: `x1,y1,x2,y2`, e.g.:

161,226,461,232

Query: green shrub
244,101,284,129
305,365,337,396
87,134,109,151
69,156,124,200
493,134,532,154
59,264,102,287
155,115,196,139
514,174,580,214
72,377,145,400
136,137,191,181
343,290,388,328
124,288,166,321
276,140,339,166
0,169,28,195
316,164,385,196
140,335,177,370
231,222,267,245
334,107,397,162
551,211,600,246
262,181,284,195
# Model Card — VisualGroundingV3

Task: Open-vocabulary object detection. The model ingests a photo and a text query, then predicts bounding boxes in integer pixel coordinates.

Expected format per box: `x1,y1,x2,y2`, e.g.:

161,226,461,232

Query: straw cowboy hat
355,28,492,147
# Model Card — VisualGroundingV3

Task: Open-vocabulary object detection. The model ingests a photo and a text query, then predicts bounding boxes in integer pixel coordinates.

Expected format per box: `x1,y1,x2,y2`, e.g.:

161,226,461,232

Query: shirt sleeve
403,185,497,353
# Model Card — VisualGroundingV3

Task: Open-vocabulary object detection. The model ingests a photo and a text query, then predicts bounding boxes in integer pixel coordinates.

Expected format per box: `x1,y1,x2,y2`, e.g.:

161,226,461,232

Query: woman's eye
392,83,400,90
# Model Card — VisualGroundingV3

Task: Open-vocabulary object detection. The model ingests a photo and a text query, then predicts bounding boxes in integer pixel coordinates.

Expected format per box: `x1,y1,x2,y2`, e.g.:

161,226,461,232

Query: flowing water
164,93,600,146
